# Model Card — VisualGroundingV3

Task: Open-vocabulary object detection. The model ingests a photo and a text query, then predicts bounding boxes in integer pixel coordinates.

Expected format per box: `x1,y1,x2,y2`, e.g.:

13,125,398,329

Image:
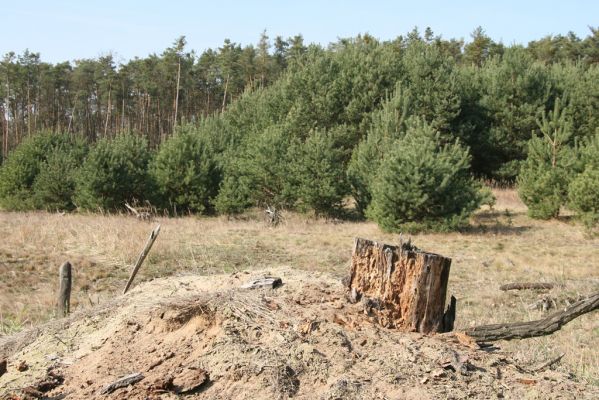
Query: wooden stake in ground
347,237,453,333
123,225,161,294
466,291,599,341
57,261,72,317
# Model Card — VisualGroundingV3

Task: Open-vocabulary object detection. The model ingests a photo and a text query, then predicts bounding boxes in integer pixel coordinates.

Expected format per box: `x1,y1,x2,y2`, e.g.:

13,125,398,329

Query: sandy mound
1,267,597,399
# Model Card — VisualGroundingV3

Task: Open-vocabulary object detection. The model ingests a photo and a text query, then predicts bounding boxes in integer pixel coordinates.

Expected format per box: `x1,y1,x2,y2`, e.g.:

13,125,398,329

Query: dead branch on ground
499,282,554,291
466,291,599,341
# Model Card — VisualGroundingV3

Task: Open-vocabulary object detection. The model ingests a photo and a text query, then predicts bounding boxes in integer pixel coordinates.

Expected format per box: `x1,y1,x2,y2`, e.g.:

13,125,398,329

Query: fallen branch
125,202,151,220
499,282,554,291
123,225,161,294
101,372,144,394
466,291,599,341
240,276,282,290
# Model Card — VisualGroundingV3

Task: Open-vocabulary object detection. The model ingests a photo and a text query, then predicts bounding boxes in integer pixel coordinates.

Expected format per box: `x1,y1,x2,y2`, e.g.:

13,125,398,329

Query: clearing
0,189,598,398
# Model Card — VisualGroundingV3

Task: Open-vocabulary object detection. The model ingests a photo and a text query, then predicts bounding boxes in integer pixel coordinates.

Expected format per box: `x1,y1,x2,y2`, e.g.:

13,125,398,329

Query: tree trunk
103,84,111,138
174,58,181,132
221,74,229,113
348,237,453,333
2,105,7,159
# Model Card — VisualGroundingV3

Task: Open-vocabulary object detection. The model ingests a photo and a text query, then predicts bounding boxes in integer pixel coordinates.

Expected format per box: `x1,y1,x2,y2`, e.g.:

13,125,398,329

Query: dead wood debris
240,276,282,290
500,282,554,291
101,372,144,395
16,361,28,372
466,291,599,341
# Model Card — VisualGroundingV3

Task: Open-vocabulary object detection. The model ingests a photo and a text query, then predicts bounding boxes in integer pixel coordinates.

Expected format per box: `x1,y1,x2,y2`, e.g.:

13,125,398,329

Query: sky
1,0,597,64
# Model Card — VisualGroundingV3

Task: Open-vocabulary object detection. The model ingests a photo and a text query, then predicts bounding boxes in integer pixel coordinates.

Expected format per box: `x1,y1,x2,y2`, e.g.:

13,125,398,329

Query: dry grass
0,189,598,384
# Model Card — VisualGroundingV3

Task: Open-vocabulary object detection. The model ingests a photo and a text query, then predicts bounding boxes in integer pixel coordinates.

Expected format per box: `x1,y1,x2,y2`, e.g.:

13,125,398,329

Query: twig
500,282,554,291
530,353,565,373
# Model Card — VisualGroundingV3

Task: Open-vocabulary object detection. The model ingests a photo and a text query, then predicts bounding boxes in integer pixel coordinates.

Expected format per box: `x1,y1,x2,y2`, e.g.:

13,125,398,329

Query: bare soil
1,267,597,399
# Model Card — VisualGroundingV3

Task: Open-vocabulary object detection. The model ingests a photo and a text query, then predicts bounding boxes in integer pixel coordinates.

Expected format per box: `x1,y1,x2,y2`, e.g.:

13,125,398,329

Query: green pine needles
517,98,577,219
0,132,88,211
74,134,153,211
366,118,482,233
567,133,599,229
151,126,221,214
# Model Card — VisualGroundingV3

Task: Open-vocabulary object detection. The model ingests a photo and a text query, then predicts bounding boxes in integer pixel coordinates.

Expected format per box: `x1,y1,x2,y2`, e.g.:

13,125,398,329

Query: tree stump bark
348,237,453,333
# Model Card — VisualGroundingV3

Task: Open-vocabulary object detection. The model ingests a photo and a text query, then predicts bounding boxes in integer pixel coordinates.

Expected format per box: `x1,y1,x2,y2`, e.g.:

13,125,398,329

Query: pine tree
366,118,481,232
151,125,220,214
347,84,411,215
293,128,350,217
568,132,599,228
518,98,577,219
214,125,299,214
74,134,153,211
0,132,86,210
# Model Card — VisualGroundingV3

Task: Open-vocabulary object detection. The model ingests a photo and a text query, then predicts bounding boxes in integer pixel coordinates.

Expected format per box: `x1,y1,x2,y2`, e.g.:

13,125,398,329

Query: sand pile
1,267,596,399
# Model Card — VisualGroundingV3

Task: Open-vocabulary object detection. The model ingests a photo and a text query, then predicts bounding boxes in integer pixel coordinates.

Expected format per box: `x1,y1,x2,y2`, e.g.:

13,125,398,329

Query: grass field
0,188,598,384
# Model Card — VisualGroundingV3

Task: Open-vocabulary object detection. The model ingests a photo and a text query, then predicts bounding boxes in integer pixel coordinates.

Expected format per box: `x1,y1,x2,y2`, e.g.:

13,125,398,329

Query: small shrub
568,134,599,228
478,186,497,209
517,165,567,219
568,167,599,228
74,134,153,211
579,132,599,169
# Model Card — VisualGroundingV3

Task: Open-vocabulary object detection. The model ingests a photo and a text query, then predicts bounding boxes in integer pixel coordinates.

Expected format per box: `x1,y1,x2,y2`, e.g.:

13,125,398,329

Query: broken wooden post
347,237,452,333
57,261,72,317
123,225,161,294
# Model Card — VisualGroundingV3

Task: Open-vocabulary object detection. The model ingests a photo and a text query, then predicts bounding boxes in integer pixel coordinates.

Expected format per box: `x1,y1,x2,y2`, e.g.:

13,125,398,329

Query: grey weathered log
123,225,161,294
466,291,599,341
57,261,72,317
348,237,452,333
240,276,282,290
101,372,144,394
499,282,554,291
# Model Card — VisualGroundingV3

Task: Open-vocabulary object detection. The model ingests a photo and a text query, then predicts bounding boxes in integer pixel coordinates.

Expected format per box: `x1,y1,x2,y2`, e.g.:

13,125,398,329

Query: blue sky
2,1,597,63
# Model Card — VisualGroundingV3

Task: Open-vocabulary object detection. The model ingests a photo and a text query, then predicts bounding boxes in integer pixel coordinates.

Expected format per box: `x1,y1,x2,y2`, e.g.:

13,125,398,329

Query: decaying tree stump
348,237,453,333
